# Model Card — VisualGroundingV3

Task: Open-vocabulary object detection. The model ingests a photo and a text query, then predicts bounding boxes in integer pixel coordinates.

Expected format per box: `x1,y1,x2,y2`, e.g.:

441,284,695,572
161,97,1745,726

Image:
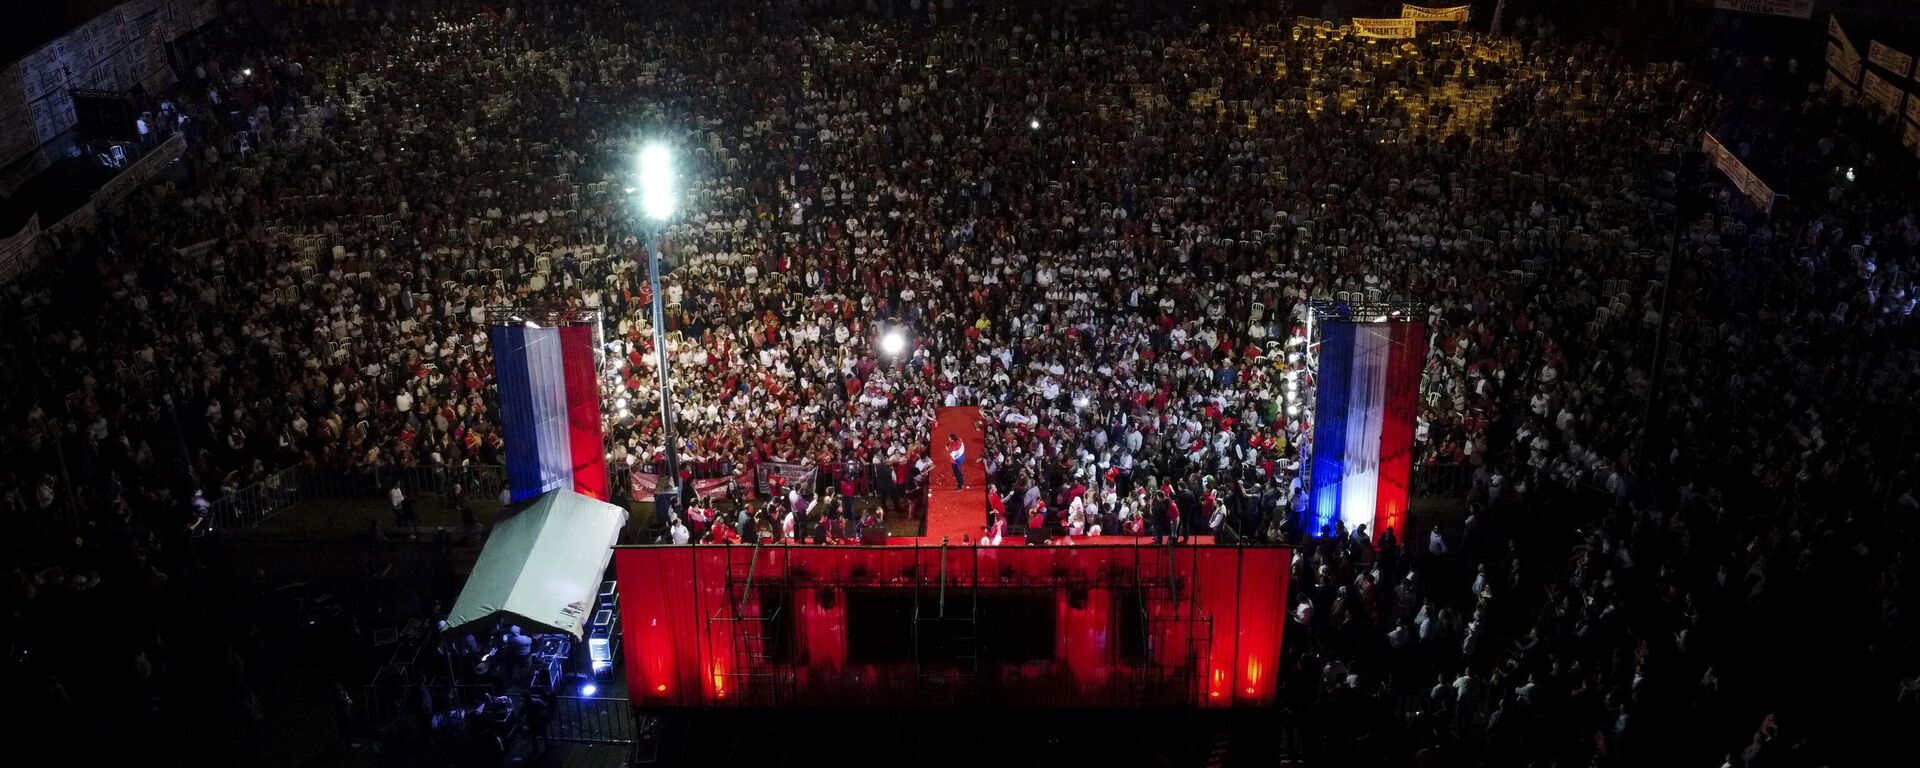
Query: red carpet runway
919,406,988,543
899,406,1162,547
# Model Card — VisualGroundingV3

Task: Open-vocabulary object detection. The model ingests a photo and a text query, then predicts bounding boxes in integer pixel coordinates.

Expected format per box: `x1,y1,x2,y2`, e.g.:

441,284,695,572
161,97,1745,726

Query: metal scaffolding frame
693,543,1225,708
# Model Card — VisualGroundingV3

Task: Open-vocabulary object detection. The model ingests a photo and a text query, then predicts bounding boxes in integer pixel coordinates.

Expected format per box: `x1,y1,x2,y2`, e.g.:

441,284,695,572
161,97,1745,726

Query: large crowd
1,0,1916,765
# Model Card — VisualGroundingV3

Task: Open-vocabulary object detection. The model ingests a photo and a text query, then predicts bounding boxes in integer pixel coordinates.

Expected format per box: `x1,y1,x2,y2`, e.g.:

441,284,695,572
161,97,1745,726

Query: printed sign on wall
1862,70,1906,117
1867,41,1914,79
1714,0,1815,20
1828,41,1862,84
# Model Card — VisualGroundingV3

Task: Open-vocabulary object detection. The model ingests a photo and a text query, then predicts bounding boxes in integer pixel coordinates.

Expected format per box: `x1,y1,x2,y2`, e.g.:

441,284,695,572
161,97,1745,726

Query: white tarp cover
446,488,627,639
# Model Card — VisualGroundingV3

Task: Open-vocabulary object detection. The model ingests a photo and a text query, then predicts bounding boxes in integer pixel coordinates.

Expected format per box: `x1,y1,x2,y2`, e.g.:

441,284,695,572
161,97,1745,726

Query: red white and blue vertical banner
491,324,608,503
1308,322,1426,542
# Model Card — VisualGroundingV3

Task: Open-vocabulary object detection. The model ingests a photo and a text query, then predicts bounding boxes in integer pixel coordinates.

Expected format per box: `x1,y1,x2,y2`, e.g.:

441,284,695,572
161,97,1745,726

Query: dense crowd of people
1,0,1916,765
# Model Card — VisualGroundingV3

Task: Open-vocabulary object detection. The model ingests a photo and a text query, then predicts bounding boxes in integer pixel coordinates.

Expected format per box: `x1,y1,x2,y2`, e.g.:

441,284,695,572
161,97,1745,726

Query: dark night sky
1,0,144,67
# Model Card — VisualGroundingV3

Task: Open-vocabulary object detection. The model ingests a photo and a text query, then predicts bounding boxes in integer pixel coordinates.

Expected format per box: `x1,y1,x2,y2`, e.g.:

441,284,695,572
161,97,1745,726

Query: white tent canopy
446,488,628,639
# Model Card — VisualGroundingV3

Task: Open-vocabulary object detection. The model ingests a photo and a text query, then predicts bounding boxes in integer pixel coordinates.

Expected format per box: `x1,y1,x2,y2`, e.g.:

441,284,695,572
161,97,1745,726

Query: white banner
48,201,99,238
1830,16,1858,61
1400,4,1470,22
93,133,185,208
1825,69,1857,103
753,461,819,496
1862,70,1906,117
0,213,41,283
1714,0,1814,19
1702,133,1776,213
1868,41,1914,79
1352,18,1418,39
1829,42,1863,85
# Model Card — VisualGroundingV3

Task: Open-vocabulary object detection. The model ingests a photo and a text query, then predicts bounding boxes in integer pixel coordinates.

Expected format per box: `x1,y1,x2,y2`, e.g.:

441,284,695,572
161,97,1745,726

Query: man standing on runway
1151,485,1173,545
946,433,967,490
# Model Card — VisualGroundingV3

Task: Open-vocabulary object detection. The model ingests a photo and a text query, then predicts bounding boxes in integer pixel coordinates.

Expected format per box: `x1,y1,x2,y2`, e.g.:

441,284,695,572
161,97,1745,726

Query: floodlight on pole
639,143,676,221
636,141,682,526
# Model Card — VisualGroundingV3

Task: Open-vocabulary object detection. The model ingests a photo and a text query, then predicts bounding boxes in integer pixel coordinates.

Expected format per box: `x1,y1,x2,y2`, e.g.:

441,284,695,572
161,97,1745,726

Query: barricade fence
361,682,502,736
209,458,1476,531
206,463,507,531
549,695,639,744
359,683,640,746
1411,462,1474,499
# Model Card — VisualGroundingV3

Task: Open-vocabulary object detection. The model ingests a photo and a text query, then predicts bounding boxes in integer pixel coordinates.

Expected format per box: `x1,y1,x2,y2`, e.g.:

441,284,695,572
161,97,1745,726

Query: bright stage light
879,329,907,357
580,682,598,697
1029,118,1041,130
638,143,676,221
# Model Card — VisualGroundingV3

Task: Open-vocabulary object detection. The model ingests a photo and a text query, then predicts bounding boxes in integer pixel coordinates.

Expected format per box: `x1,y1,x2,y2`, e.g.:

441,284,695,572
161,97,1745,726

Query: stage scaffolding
706,541,798,707
1300,300,1426,418
1300,301,1429,541
484,306,609,376
692,542,1221,708
484,305,614,418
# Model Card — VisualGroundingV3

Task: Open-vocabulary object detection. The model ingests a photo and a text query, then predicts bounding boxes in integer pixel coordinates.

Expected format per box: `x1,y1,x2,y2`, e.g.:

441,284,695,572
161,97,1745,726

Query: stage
615,542,1291,709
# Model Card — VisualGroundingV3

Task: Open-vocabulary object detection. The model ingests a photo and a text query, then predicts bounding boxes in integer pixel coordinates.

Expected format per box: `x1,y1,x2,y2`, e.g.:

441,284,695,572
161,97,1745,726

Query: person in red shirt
984,511,1007,546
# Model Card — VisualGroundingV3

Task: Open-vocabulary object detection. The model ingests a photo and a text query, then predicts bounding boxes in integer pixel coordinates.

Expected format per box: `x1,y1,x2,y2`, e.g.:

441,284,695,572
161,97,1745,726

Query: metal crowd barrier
361,682,502,736
1411,463,1473,499
547,695,638,744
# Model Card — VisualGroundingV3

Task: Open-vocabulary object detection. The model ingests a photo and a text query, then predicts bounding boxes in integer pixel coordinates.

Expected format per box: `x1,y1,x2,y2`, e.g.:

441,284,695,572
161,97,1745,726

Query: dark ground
148,487,1462,768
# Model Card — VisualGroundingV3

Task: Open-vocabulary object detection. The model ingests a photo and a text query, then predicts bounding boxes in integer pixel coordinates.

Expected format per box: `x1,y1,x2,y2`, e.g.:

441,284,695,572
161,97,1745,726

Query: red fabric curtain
618,545,1290,708
1373,322,1428,543
558,325,608,499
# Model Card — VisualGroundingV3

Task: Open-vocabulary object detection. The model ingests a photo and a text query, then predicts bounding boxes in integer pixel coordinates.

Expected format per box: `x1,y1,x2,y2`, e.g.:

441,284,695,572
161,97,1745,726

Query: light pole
639,143,682,525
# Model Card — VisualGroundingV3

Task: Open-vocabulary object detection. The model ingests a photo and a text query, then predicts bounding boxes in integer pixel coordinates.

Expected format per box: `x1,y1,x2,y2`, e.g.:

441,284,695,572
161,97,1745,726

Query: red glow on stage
616,545,1290,708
